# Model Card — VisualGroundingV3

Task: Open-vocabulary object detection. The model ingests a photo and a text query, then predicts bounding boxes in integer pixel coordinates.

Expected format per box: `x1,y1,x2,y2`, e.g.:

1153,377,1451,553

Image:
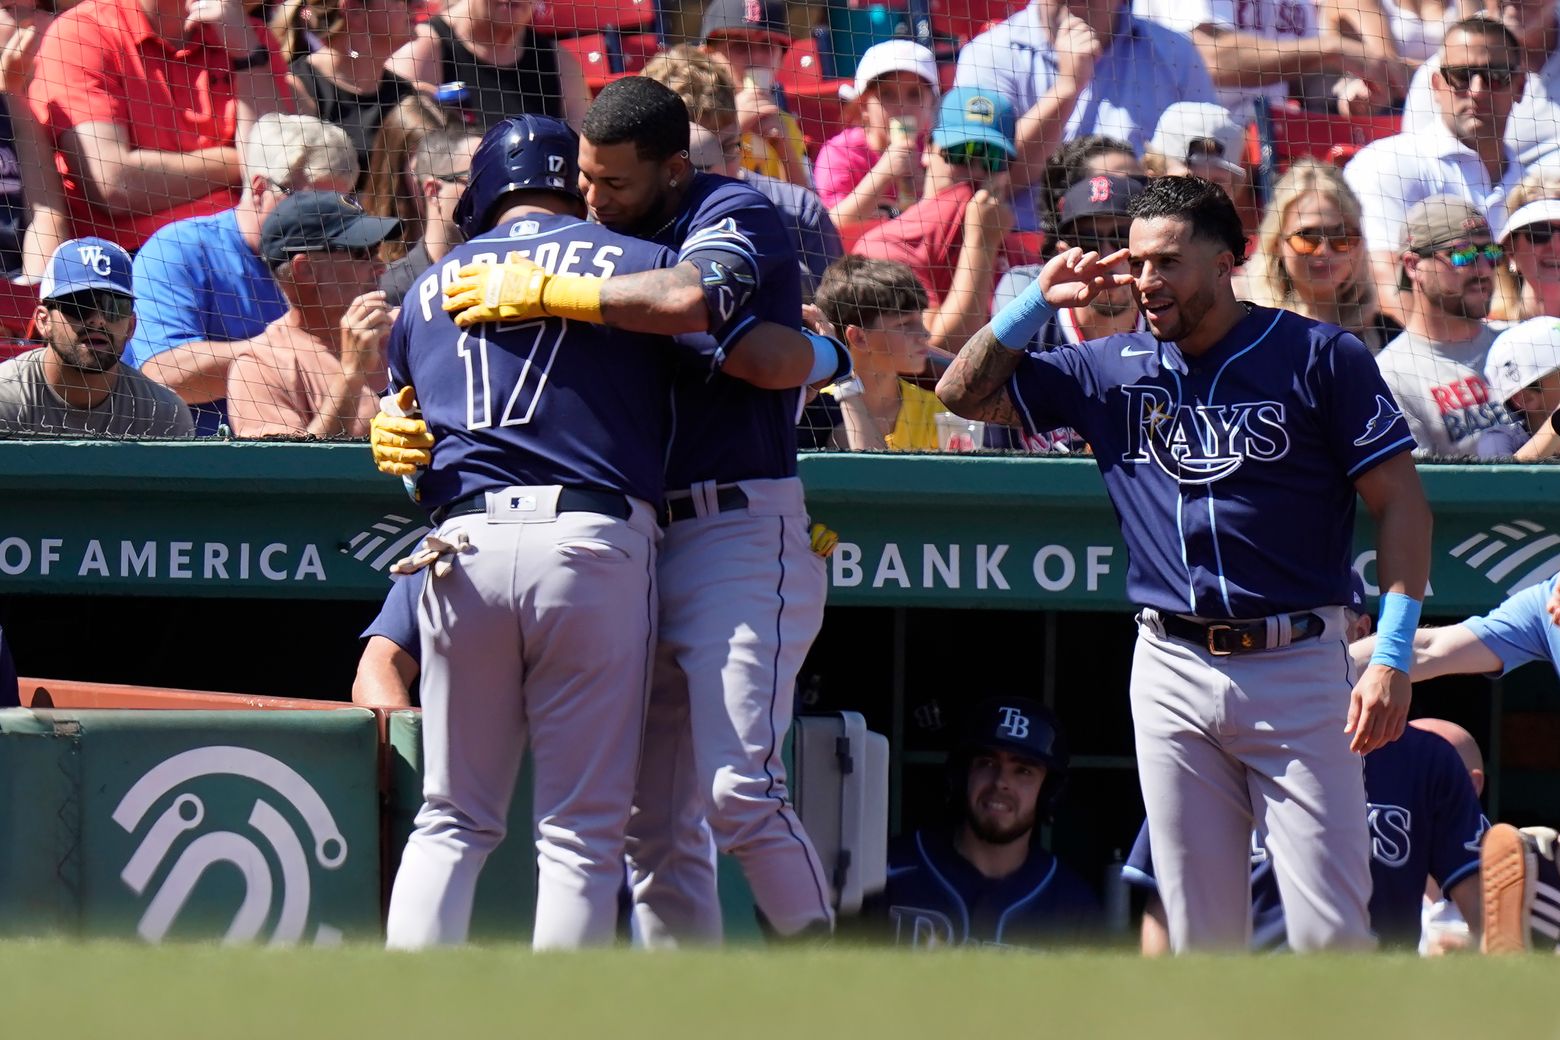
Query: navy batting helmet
947,696,1069,822
454,114,583,239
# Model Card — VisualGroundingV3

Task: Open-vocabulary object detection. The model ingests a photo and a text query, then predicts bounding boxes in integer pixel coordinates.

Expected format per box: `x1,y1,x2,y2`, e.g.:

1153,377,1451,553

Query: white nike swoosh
1120,346,1156,358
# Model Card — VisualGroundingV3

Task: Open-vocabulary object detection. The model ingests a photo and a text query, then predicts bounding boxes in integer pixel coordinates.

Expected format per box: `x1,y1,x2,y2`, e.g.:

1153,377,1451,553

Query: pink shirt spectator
816,126,899,211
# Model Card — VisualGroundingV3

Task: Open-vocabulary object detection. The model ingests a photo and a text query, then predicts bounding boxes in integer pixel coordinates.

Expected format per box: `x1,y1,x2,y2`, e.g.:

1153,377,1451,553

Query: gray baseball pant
1131,606,1375,953
385,488,659,951
627,477,835,943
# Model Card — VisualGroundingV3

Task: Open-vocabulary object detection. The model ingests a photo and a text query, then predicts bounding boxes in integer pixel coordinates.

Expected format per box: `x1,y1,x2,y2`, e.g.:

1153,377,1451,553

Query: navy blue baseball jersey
1123,726,1486,948
361,572,423,663
389,213,715,510
862,828,1102,949
650,173,805,489
1008,305,1415,617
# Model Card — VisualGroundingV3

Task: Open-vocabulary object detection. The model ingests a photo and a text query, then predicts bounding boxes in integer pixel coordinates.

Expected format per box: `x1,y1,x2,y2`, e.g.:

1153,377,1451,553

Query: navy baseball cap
261,191,401,268
931,87,1017,158
39,237,133,301
1055,174,1148,232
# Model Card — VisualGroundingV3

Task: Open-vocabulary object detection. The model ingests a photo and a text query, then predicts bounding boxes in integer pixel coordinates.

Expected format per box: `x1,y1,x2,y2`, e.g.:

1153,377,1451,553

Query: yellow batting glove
809,522,840,558
371,386,435,477
444,252,550,327
443,253,606,328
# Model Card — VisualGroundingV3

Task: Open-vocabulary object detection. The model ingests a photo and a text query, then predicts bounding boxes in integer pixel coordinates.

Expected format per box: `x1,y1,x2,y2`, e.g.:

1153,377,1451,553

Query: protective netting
0,0,1553,459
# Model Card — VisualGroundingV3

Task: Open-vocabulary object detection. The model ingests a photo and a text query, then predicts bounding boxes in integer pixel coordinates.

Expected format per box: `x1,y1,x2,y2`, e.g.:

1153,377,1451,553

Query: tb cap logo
996,705,1030,740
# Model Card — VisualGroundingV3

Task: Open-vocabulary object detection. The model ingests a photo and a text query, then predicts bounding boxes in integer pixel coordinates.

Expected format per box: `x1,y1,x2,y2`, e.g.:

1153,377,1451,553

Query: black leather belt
432,487,633,525
662,485,749,525
1161,612,1325,656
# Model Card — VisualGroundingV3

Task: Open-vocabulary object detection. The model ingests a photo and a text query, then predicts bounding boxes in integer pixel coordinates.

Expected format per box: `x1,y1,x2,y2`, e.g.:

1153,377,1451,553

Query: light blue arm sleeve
1461,576,1560,675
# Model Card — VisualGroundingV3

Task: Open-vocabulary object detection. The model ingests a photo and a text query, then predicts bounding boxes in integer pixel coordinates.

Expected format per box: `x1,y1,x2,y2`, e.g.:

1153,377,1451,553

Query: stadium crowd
0,0,1555,457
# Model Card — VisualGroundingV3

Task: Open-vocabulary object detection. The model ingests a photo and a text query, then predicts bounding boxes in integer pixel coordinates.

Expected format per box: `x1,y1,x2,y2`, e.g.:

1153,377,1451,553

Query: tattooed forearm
935,324,1024,427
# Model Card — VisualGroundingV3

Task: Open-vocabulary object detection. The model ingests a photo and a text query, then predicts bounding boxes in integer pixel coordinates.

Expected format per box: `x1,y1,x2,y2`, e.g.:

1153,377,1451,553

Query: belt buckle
1205,624,1233,657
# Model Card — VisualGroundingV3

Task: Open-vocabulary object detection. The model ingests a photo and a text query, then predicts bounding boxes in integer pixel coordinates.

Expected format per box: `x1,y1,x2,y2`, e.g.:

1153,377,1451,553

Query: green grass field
2,942,1556,1039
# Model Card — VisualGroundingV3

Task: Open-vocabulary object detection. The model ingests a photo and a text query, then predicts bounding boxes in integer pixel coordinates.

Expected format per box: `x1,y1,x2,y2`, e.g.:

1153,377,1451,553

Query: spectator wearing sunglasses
0,237,191,436
127,114,359,437
1375,194,1526,456
1243,158,1399,353
852,87,1019,356
226,190,399,439
1345,17,1529,322
1401,0,1560,170
1495,175,1560,321
378,125,480,307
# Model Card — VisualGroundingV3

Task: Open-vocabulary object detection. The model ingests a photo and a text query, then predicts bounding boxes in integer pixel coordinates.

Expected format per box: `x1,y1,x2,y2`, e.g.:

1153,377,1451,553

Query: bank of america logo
1448,520,1560,595
340,514,429,573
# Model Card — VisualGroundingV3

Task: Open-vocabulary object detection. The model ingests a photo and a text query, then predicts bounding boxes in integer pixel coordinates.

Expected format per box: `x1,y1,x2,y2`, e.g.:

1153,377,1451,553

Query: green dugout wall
0,441,1556,893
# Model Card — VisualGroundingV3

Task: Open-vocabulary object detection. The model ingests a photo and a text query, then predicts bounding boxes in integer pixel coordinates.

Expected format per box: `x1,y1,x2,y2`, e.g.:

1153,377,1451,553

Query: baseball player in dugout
857,697,1101,949
373,76,850,944
380,113,716,951
938,175,1433,953
1353,574,1560,954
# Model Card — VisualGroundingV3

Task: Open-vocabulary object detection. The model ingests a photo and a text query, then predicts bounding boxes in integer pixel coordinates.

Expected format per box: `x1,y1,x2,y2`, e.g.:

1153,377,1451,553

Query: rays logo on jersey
1119,385,1291,483
1368,802,1412,868
1354,395,1404,446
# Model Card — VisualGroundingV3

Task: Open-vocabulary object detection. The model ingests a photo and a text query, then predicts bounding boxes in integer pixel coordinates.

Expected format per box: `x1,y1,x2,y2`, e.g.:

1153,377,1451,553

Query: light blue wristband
1370,591,1422,672
989,277,1056,351
805,331,850,384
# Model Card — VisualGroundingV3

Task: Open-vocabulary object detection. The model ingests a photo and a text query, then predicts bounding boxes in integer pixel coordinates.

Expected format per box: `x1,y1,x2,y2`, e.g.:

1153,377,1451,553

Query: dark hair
814,256,929,333
581,76,692,162
1128,176,1247,265
1044,135,1136,227
1443,13,1522,54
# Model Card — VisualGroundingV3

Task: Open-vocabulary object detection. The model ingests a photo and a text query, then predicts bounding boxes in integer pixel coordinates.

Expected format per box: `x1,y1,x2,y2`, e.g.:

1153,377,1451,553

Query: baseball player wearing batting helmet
1352,572,1560,954
858,697,1101,949
938,176,1432,953
381,114,719,950
383,77,844,944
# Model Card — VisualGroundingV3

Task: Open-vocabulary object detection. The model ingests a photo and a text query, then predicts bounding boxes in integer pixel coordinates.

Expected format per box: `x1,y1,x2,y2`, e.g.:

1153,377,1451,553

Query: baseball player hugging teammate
938,176,1433,953
380,114,712,950
375,78,849,944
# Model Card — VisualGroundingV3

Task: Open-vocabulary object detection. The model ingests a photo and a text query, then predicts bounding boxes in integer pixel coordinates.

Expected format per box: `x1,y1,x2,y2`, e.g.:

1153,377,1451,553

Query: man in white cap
0,237,192,437
1147,102,1248,203
1480,316,1560,455
815,39,940,232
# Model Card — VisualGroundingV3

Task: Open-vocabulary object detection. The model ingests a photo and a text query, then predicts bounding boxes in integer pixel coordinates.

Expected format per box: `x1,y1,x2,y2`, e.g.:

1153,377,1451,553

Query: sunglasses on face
941,141,1008,174
1516,223,1560,246
1421,242,1504,267
49,290,132,324
1285,227,1361,255
1440,65,1517,91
